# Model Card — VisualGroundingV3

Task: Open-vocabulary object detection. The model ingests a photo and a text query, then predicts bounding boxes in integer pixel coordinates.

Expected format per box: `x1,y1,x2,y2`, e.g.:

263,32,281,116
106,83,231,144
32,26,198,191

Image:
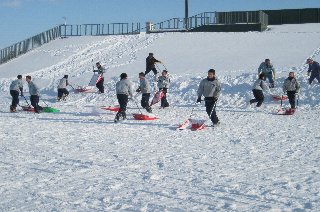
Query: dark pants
287,91,296,109
141,93,152,112
145,67,157,75
250,89,264,107
30,95,42,113
160,88,169,107
205,97,219,124
10,90,19,108
263,72,274,87
57,88,69,98
309,73,320,84
116,94,128,120
96,78,104,93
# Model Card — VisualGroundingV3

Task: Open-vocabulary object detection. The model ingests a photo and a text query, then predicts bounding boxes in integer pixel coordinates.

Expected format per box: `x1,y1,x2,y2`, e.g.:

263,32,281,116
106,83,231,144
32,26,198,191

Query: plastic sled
21,106,59,113
101,106,120,112
75,87,94,93
150,90,164,106
132,113,158,120
276,108,295,115
272,95,288,100
21,105,34,112
177,119,190,130
190,119,206,131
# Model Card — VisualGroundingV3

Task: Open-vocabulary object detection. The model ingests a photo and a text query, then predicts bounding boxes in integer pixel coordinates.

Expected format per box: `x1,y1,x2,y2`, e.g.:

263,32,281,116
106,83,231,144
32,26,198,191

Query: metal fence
60,23,141,37
151,11,268,32
0,26,61,64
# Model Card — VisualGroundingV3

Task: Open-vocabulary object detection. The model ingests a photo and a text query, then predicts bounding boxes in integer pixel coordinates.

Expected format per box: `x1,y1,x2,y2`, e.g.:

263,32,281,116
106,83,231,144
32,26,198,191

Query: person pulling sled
197,69,221,126
9,75,24,112
93,62,106,93
57,75,72,101
136,72,152,113
283,72,300,111
157,70,170,108
26,76,43,113
114,73,134,122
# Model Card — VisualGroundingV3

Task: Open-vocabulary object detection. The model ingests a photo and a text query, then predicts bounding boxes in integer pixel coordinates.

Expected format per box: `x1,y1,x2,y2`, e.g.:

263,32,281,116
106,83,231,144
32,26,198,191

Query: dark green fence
263,8,320,25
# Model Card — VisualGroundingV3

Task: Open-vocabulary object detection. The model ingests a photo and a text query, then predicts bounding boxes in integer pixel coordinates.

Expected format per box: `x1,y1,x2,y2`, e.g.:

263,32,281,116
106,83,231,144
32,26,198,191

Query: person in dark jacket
93,62,106,93
283,72,300,110
57,75,71,101
157,70,170,108
114,73,133,122
9,75,24,112
306,58,320,84
136,72,152,113
249,73,269,107
26,76,42,113
145,53,161,76
197,69,221,125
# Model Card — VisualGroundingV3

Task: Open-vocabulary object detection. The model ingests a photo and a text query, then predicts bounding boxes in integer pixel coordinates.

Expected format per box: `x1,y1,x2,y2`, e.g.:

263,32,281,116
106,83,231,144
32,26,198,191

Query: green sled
42,107,60,113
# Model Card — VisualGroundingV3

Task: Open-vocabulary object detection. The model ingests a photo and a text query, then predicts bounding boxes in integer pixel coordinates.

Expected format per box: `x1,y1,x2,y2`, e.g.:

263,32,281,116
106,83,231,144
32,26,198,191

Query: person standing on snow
306,58,320,84
258,59,276,88
136,72,152,113
115,73,133,122
57,75,71,101
93,62,106,93
249,73,269,107
283,72,300,110
26,76,43,113
145,53,162,77
9,75,24,112
157,70,170,108
197,69,221,125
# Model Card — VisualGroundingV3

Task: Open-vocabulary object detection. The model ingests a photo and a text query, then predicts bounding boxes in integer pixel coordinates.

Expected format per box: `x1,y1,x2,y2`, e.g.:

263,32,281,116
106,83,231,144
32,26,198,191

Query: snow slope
0,24,320,211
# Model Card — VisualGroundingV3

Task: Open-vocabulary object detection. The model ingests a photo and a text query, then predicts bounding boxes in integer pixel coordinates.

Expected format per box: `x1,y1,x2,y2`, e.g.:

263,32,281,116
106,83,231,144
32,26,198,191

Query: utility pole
185,0,189,30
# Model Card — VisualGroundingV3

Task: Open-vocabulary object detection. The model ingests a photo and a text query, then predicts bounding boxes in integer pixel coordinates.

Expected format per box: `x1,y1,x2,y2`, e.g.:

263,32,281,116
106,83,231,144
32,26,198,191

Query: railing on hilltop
0,26,61,64
60,23,141,36
0,23,141,65
150,11,268,32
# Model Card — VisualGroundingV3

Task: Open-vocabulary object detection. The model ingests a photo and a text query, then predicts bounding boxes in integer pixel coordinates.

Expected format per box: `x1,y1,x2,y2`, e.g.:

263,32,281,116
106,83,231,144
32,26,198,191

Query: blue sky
1,0,320,49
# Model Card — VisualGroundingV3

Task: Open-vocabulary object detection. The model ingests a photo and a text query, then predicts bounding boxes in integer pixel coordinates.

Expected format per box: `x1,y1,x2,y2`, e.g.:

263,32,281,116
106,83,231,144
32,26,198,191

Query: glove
307,72,310,76
136,88,141,92
20,93,24,97
196,97,201,103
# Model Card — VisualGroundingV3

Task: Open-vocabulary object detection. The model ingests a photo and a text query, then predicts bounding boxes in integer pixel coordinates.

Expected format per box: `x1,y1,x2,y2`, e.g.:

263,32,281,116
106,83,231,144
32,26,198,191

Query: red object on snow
132,113,158,120
150,90,164,106
21,105,34,112
190,119,206,131
277,108,295,115
272,95,288,100
100,106,120,112
177,119,190,130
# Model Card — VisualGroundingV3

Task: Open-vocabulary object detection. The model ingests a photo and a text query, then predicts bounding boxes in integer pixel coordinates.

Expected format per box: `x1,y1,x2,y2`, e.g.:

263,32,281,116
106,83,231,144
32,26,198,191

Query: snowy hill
0,24,320,211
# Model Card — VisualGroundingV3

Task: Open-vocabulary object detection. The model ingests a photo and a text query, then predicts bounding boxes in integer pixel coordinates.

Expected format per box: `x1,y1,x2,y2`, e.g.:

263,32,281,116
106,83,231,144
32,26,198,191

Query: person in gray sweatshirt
258,58,276,88
26,76,42,113
57,75,71,101
283,72,300,109
114,73,133,122
136,72,152,113
9,75,24,112
250,73,269,107
197,69,221,125
157,70,170,108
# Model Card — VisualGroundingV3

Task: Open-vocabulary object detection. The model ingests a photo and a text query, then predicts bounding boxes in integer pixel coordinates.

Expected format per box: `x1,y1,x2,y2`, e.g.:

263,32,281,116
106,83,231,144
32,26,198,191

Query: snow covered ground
0,24,320,211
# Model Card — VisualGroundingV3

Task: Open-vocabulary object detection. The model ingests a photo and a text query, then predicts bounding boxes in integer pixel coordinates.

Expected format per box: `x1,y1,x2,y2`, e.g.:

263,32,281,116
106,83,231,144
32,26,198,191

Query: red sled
21,105,34,112
177,119,190,130
132,113,158,120
276,108,295,115
100,106,120,112
150,90,164,106
190,119,206,131
272,95,288,100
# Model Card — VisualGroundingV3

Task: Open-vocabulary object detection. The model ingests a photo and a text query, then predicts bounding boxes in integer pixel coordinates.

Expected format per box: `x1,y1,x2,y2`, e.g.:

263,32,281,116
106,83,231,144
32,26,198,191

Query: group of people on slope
250,57,320,111
114,53,170,122
9,55,320,125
